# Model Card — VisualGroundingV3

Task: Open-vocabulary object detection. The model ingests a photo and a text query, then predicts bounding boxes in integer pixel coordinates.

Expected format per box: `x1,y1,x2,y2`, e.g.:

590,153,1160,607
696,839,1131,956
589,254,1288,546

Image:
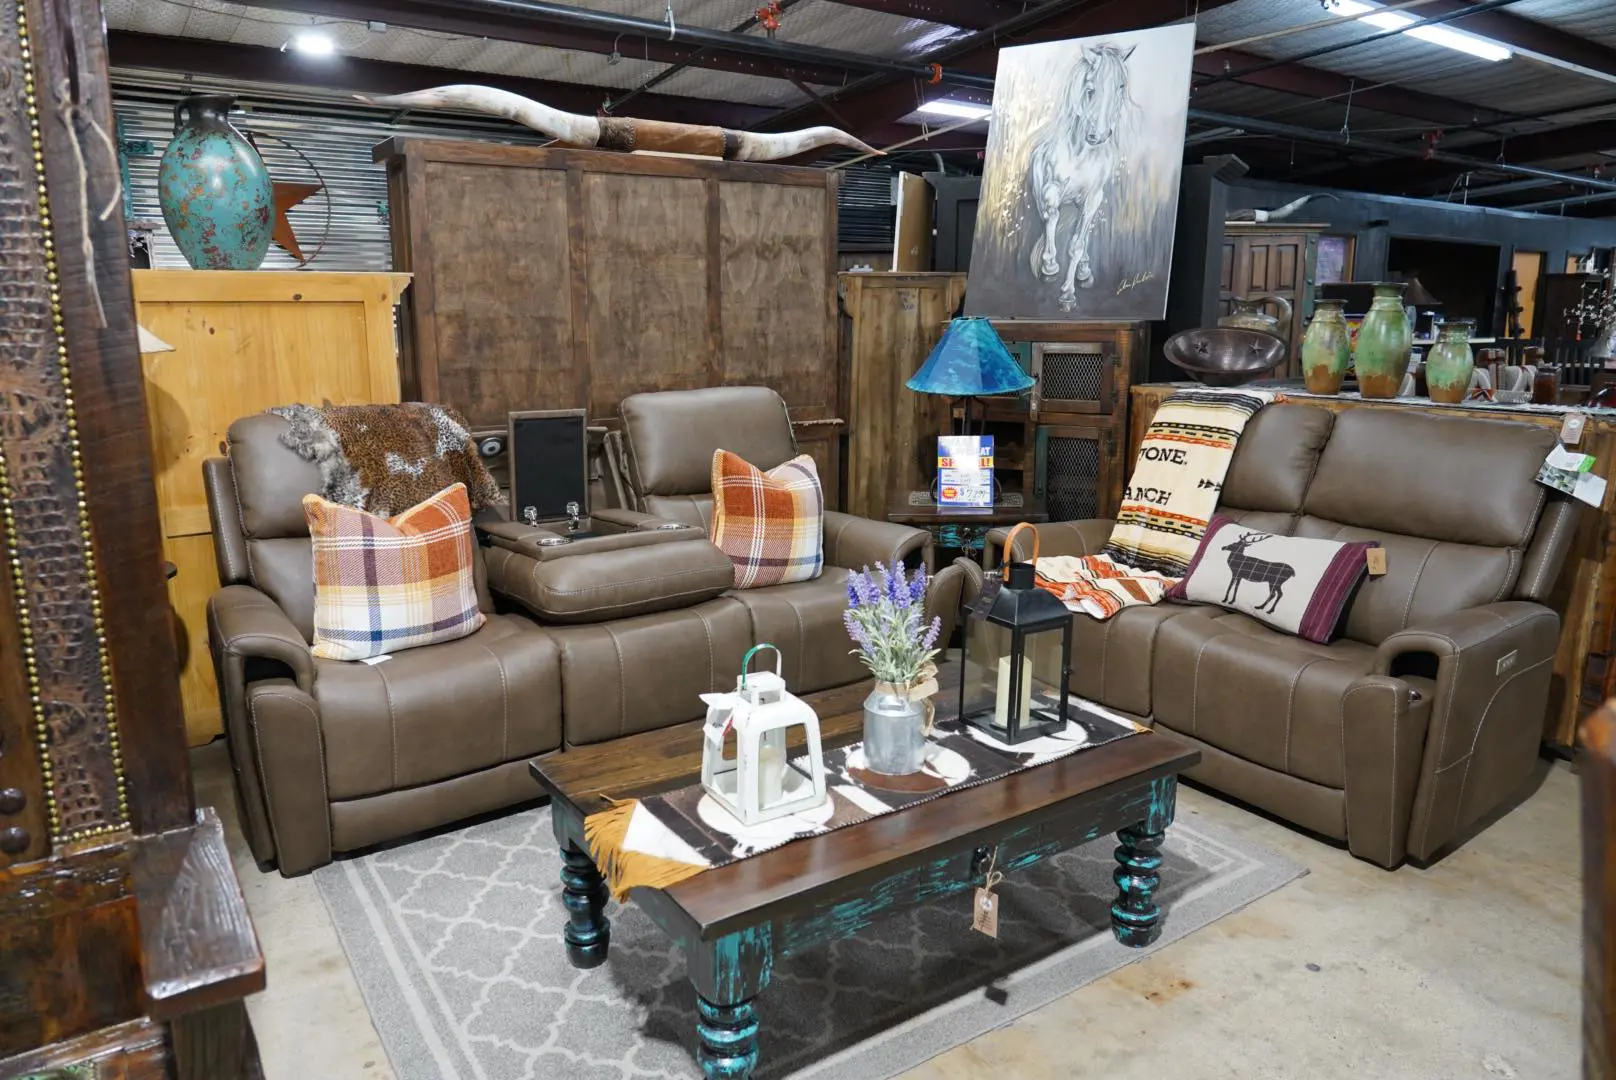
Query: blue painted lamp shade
906,317,1035,397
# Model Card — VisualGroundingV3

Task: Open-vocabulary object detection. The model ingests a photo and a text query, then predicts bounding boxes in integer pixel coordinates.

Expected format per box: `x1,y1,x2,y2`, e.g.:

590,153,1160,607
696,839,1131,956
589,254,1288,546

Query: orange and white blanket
1034,387,1274,619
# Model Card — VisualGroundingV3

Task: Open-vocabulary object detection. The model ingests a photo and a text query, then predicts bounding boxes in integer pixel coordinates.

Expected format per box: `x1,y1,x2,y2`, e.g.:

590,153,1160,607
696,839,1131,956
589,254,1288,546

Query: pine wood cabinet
134,270,410,745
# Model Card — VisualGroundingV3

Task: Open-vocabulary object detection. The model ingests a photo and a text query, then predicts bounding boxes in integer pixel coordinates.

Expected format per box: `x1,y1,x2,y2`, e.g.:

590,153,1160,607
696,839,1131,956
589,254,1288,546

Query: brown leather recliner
205,414,566,876
612,386,964,696
983,403,1579,868
208,392,963,876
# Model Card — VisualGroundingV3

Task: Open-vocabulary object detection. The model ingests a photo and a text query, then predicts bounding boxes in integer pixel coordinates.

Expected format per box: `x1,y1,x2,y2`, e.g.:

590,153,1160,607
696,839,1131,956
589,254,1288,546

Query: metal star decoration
271,180,322,262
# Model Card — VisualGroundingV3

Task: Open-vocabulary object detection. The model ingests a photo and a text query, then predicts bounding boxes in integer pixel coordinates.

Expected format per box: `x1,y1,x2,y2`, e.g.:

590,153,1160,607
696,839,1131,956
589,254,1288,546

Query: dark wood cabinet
928,321,1143,526
1220,223,1322,378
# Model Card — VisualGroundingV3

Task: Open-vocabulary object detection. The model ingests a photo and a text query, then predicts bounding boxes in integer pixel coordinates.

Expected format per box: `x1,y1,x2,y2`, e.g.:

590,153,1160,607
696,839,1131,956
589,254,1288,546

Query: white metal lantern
700,644,828,826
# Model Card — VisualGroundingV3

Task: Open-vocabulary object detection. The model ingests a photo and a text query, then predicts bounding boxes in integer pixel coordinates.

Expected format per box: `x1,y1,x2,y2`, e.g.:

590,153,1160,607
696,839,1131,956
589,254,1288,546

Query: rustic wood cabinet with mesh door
938,321,1144,527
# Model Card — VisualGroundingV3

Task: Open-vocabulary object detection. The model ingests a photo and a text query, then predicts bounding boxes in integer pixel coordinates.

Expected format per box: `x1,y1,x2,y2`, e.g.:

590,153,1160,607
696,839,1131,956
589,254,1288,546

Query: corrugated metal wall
113,78,553,271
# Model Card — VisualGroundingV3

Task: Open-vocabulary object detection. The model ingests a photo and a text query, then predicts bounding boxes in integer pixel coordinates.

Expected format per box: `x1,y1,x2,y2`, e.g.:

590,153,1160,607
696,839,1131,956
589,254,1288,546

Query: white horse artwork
1026,43,1135,311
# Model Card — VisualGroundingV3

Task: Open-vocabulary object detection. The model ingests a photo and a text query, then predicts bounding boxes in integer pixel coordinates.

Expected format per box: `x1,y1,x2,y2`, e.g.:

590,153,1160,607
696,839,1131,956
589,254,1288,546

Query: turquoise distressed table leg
1110,775,1176,948
688,926,773,1080
560,843,610,968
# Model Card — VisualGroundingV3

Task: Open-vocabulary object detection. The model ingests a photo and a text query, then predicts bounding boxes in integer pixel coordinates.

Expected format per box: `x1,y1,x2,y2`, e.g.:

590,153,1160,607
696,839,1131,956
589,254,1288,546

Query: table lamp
906,317,1034,436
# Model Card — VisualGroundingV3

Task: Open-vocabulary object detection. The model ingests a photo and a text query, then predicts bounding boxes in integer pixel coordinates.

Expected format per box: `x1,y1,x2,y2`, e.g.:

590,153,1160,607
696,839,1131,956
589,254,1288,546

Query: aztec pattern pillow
1166,515,1375,644
709,450,824,589
303,482,485,661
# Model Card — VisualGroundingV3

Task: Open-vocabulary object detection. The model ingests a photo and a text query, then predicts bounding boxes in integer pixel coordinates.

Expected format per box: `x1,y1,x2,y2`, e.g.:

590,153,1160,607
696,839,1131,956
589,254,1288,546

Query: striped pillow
303,482,485,661
710,451,824,589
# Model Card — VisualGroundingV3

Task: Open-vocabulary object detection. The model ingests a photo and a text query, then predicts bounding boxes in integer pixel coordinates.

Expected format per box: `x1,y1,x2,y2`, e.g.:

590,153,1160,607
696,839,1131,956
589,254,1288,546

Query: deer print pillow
1166,515,1376,644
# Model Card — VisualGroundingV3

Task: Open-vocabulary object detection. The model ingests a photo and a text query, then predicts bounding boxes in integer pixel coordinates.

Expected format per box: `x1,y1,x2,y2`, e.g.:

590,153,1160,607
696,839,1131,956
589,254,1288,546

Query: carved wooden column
0,1,265,1074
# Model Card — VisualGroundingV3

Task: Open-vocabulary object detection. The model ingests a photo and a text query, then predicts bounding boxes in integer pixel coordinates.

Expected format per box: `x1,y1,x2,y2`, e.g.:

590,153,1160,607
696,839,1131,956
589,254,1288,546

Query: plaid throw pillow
303,482,485,661
710,451,824,589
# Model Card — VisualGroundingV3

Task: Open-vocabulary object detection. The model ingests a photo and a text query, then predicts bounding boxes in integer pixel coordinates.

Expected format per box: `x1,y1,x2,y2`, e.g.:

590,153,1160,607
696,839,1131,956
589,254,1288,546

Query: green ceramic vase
1301,299,1351,395
1425,319,1475,404
1354,282,1412,399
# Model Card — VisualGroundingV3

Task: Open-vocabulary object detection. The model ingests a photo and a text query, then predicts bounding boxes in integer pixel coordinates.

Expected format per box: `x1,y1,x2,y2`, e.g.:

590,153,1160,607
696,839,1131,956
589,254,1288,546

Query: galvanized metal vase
1354,282,1412,399
1425,319,1476,404
158,94,274,270
862,688,927,775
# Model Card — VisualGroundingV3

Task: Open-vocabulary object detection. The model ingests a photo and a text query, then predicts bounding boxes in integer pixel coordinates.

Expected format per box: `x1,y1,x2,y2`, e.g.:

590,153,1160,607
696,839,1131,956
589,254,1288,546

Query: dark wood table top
531,670,1197,941
885,490,1049,526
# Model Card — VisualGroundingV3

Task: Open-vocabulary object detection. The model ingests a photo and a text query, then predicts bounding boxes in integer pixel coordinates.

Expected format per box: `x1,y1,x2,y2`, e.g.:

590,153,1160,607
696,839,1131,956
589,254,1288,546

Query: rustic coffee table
530,679,1199,1080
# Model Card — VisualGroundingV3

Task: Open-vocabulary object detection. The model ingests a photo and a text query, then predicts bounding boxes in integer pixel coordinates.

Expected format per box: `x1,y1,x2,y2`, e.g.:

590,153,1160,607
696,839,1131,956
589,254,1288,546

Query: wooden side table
887,490,1049,567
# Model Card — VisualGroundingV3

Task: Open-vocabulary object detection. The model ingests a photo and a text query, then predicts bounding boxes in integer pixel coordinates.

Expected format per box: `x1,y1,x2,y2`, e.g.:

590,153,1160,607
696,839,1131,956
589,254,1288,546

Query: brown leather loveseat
207,388,963,875
984,403,1579,868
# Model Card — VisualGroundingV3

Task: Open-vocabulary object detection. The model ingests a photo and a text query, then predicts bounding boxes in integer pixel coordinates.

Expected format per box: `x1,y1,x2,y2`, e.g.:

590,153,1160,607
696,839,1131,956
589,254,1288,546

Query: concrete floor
194,742,1581,1080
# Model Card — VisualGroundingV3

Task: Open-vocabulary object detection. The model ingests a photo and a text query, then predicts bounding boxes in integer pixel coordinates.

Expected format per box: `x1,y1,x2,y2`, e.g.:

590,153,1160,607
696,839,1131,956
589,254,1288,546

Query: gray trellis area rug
314,803,1304,1080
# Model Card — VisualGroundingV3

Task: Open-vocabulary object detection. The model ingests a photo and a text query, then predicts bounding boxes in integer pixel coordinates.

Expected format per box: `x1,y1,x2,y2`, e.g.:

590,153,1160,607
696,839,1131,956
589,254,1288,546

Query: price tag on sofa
1561,411,1587,446
1366,547,1388,577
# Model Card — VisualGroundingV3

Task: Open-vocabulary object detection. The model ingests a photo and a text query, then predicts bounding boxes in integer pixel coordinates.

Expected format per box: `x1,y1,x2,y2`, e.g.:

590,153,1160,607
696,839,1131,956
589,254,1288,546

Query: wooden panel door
419,161,576,425
1221,227,1317,377
1034,421,1119,523
135,270,408,744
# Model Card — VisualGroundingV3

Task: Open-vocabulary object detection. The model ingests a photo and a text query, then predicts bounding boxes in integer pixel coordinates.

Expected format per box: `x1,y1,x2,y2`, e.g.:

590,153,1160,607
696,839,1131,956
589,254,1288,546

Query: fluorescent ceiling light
916,99,992,121
1328,0,1512,62
292,31,336,57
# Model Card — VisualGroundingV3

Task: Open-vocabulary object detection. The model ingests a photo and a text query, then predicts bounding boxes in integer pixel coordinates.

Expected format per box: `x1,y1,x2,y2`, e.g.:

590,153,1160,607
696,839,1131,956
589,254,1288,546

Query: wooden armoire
1220,222,1322,377
0,2,264,1076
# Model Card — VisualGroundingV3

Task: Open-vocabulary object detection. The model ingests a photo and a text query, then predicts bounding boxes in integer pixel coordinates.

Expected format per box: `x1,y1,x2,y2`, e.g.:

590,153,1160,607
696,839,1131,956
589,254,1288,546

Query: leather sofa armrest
1372,601,1561,861
984,519,1115,568
208,584,314,693
953,555,986,612
591,507,684,532
823,511,930,570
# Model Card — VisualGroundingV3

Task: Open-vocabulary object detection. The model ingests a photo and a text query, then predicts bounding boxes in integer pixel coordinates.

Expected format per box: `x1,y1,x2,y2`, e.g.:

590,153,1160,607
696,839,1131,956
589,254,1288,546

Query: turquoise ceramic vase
158,95,273,270
1301,299,1351,395
1354,282,1412,399
1425,319,1476,404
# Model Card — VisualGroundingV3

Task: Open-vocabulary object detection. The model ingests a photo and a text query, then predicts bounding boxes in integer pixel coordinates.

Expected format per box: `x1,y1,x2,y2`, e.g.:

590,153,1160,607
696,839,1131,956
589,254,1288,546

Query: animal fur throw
269,402,500,517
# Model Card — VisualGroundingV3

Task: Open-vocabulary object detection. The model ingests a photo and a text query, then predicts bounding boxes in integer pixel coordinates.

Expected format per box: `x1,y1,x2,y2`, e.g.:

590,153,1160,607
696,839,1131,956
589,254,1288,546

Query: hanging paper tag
1366,547,1388,577
1561,411,1587,446
972,886,999,938
968,576,1003,620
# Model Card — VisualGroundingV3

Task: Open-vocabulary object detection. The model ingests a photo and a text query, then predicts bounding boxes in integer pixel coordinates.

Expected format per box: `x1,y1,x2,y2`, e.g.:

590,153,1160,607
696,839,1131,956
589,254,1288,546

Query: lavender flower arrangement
843,562,943,692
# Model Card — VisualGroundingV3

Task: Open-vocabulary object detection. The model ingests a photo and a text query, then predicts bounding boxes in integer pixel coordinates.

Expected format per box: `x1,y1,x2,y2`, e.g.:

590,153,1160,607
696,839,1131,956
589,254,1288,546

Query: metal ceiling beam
1510,189,1616,213
1415,0,1616,84
1191,47,1511,129
763,0,1246,136
105,31,985,155
247,0,995,90
106,30,774,128
828,0,1030,32
1188,108,1616,194
1312,118,1616,193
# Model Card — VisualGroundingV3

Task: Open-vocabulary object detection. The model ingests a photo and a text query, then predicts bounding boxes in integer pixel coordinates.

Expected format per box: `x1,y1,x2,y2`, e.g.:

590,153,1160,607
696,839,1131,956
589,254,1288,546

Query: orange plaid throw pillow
709,450,824,589
303,482,485,661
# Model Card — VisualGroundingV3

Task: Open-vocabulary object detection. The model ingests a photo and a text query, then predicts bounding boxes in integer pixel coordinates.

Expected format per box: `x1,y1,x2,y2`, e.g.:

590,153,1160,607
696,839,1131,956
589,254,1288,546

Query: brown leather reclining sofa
207,387,964,875
982,403,1578,868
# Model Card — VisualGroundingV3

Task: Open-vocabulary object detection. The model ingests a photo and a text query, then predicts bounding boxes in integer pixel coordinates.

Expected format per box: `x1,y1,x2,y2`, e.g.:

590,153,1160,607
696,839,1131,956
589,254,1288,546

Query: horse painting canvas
965,25,1195,321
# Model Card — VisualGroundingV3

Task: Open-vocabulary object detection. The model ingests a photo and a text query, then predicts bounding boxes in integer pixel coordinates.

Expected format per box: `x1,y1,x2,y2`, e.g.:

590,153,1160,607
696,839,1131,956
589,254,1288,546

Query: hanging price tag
968,576,1003,620
1562,411,1587,446
972,887,999,938
971,846,1004,938
1366,547,1388,577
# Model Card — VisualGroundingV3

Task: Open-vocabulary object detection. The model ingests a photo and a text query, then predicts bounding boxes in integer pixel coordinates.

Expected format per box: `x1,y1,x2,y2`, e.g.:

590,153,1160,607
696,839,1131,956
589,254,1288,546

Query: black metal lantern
959,523,1073,744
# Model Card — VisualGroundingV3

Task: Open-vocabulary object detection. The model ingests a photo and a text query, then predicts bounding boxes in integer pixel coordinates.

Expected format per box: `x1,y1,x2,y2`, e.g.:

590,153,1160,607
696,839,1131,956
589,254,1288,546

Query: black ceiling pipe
1511,189,1616,212
380,0,997,90
1189,108,1616,195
